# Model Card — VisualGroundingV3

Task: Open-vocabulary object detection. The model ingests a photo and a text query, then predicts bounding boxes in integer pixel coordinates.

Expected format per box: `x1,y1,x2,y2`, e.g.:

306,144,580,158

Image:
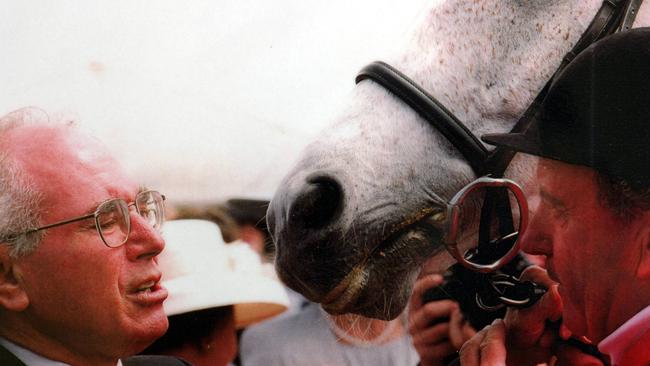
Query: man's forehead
537,158,594,180
5,124,138,203
5,124,103,158
537,158,598,201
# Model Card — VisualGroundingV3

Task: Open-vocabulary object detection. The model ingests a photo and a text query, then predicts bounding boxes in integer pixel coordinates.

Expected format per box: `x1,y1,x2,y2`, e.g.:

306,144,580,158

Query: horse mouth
321,263,368,314
321,217,445,316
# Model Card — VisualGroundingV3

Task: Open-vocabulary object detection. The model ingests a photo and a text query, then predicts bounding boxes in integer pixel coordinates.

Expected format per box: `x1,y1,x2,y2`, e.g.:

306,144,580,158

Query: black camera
421,252,532,330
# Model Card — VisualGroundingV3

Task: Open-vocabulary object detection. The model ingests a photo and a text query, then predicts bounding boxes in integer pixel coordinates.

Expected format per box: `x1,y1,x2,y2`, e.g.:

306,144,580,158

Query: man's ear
636,213,650,279
0,245,29,311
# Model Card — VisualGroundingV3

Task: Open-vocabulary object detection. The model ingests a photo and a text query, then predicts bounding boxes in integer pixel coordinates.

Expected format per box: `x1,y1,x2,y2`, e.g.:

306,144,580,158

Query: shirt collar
598,305,650,365
0,337,122,366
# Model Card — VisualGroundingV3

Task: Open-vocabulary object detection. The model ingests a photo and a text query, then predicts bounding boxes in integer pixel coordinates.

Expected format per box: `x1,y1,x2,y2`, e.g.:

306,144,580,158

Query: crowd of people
0,27,648,366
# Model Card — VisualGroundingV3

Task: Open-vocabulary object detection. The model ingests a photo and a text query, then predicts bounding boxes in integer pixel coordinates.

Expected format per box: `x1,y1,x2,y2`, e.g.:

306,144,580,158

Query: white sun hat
159,219,289,328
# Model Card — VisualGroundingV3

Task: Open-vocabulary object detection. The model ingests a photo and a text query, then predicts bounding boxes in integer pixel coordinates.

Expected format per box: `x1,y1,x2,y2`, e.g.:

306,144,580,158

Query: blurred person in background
141,219,289,366
173,204,241,243
175,199,308,316
223,198,275,263
174,199,272,259
240,300,419,366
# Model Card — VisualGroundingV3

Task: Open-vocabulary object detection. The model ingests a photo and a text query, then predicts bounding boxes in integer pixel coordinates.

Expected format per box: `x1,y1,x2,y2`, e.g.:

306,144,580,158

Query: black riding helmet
482,28,650,190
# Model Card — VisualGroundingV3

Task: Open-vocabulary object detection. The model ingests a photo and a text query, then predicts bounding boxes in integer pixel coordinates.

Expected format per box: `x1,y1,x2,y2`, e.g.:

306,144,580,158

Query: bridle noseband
356,61,489,175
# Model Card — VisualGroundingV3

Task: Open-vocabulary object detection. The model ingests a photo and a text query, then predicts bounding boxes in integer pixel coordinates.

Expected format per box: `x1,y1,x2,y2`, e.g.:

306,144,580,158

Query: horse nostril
289,177,342,229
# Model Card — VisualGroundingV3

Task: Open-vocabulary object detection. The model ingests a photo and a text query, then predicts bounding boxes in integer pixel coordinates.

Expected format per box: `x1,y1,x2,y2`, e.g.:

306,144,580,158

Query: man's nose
519,205,553,256
125,212,165,260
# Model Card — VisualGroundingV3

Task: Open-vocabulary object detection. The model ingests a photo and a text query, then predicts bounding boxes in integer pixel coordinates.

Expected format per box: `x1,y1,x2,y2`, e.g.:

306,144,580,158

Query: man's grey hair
0,108,47,258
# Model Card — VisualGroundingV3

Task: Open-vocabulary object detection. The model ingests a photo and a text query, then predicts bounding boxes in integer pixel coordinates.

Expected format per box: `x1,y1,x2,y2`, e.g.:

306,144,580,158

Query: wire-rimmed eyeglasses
4,190,166,248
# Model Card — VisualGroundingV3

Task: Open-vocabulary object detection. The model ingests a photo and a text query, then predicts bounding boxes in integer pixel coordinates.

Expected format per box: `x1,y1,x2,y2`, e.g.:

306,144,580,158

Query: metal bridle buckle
476,273,546,311
445,177,528,273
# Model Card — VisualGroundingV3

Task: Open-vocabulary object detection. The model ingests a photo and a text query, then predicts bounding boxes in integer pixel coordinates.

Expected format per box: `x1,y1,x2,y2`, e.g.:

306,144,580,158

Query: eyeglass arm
24,213,96,235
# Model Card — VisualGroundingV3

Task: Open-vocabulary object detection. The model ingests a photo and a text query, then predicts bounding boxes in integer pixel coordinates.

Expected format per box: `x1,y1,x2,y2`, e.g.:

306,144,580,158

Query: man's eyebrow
82,202,103,216
75,198,108,219
539,188,566,210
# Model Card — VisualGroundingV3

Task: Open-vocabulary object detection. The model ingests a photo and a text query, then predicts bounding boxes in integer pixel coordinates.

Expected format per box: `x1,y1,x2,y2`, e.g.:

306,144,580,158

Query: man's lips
128,275,167,306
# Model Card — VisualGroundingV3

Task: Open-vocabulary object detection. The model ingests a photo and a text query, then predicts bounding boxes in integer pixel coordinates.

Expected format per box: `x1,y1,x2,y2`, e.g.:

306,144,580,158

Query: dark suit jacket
0,343,25,366
123,355,192,366
0,343,192,366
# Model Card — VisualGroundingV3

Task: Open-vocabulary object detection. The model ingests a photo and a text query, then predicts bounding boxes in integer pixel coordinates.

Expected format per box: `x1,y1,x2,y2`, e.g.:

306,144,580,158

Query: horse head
268,0,650,320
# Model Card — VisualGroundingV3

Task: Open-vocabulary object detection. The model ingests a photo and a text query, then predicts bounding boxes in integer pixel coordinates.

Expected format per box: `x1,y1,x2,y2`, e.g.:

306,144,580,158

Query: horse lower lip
321,264,368,312
320,226,415,310
320,220,439,314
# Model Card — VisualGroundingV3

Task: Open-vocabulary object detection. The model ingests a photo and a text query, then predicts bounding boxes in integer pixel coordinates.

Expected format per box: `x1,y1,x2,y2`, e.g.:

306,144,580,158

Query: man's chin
125,309,169,352
561,306,588,341
144,308,169,339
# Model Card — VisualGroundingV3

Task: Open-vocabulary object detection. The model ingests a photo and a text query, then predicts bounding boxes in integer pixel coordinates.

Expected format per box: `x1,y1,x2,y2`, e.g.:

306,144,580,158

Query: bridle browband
355,0,643,178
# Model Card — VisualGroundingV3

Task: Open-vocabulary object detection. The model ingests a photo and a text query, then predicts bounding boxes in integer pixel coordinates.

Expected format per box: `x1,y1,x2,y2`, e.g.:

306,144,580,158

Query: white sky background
1,0,429,203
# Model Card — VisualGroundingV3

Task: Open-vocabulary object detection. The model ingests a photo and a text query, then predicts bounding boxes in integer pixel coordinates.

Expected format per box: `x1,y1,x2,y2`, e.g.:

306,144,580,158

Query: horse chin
321,222,448,320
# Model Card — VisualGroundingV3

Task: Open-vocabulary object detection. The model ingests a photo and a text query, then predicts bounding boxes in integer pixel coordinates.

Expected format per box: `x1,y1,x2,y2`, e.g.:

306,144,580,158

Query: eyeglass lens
97,199,130,248
96,191,165,248
453,186,521,267
135,191,165,231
